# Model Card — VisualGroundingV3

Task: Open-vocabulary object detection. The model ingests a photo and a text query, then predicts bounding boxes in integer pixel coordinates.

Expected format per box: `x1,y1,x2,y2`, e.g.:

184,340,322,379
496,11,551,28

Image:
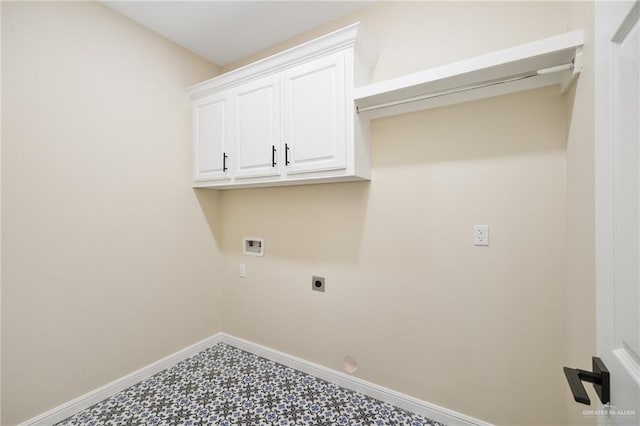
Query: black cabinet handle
563,357,610,405
272,145,276,167
285,143,290,165
222,152,228,172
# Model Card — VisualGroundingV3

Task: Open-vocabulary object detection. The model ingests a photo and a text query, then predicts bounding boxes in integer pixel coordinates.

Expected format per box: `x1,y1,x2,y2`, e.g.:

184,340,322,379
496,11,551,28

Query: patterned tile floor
57,343,444,426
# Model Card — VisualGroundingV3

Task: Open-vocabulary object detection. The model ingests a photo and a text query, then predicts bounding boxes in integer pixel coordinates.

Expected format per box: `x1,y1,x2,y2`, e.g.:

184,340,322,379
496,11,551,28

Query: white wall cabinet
232,74,281,179
192,92,231,183
283,51,346,176
188,23,375,189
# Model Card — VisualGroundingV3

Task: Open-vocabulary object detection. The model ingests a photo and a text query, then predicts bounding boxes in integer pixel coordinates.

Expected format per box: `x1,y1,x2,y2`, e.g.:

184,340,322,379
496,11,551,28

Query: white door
595,1,640,423
193,92,231,182
232,74,281,179
282,51,346,175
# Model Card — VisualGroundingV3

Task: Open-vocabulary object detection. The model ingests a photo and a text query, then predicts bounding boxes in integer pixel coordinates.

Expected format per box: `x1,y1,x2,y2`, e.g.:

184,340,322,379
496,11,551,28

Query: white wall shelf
354,30,584,119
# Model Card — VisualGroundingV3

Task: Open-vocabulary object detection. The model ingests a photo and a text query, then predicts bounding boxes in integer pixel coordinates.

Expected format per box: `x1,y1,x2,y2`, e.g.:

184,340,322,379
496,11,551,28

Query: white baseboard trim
19,333,225,426
20,332,491,426
219,333,492,426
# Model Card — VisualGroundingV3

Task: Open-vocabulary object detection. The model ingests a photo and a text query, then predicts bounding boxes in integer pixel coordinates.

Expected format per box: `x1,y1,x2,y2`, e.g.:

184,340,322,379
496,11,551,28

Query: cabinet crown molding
188,22,372,101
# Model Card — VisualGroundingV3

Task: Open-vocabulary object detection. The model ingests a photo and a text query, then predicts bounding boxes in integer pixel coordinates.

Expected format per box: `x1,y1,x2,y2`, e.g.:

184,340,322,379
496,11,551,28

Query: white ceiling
103,1,372,67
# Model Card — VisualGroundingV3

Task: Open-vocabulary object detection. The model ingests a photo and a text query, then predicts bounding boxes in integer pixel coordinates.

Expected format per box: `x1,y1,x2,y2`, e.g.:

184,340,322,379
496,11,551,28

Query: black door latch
563,357,610,405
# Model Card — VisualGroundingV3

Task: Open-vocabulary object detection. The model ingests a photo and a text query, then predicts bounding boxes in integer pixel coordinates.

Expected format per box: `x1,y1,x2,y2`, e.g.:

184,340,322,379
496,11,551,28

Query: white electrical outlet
474,225,489,246
239,263,246,278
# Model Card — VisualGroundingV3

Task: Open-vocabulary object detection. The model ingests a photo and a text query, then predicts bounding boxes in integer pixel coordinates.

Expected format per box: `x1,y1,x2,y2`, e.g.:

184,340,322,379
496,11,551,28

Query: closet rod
356,62,574,114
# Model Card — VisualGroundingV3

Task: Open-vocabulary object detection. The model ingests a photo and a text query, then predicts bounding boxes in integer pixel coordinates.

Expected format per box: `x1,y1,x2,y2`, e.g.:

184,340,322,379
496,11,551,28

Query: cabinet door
193,93,231,182
232,74,281,179
283,51,346,175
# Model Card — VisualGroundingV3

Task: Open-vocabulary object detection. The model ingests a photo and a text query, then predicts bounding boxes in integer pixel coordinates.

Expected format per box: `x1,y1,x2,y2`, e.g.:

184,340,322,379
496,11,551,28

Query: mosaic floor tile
56,343,444,426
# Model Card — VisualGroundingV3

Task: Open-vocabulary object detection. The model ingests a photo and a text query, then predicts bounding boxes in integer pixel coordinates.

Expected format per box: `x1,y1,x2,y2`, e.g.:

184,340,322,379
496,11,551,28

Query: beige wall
217,2,573,425
1,2,221,424
566,2,596,425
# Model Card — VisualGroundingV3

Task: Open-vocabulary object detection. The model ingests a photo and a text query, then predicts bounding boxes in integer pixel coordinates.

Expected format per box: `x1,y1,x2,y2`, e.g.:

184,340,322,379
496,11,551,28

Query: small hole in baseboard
344,355,358,374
